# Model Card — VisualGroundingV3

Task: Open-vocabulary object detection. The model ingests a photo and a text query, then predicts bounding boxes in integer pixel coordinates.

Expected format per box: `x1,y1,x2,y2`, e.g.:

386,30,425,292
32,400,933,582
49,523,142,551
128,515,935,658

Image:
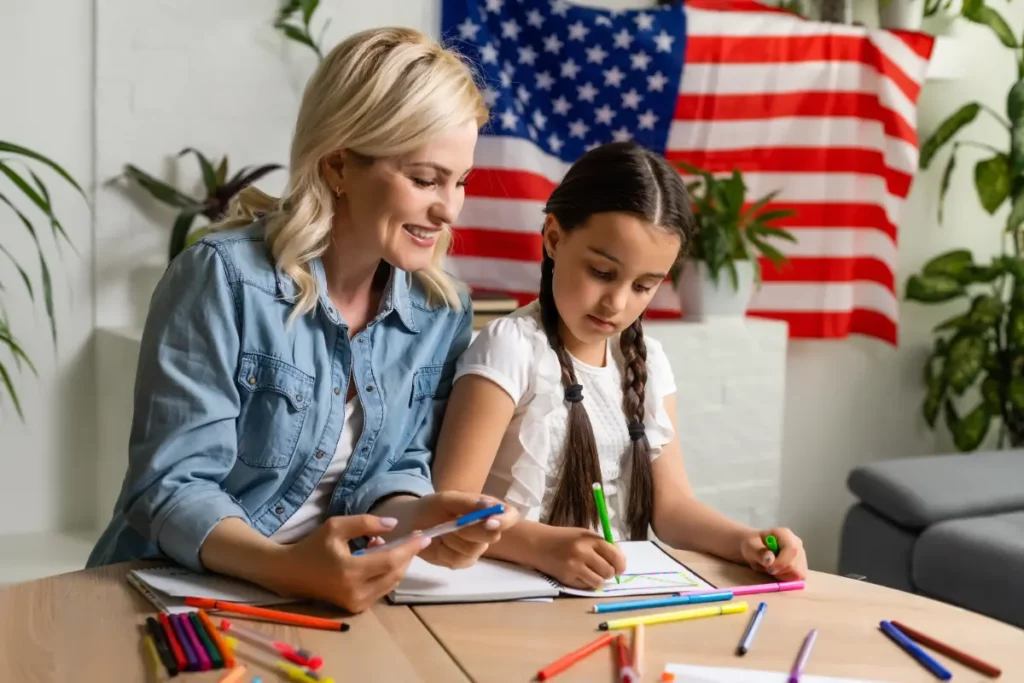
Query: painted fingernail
380,517,398,528
763,555,772,565
768,567,776,574
418,536,433,548
485,518,500,529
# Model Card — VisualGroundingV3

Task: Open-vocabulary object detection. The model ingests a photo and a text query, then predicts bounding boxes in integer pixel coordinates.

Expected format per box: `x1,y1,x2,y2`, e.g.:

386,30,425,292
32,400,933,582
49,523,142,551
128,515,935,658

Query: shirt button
358,338,364,344
295,394,302,402
366,385,374,392
315,450,325,459
248,376,256,385
275,505,285,515
334,387,341,395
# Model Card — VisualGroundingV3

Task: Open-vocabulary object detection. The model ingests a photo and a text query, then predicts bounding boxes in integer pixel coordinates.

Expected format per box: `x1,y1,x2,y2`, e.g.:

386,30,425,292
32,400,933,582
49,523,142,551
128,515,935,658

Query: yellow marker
142,634,162,678
598,601,749,630
222,634,334,683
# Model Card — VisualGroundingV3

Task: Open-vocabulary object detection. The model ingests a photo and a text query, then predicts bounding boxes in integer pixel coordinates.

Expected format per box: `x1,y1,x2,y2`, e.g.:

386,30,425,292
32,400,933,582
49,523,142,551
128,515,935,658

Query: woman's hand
739,527,808,581
270,514,431,613
534,526,627,591
408,492,520,569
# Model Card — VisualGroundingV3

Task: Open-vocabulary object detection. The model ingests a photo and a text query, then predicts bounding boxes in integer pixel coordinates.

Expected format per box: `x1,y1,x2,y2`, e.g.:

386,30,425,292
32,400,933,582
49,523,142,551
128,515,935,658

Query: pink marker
681,580,804,598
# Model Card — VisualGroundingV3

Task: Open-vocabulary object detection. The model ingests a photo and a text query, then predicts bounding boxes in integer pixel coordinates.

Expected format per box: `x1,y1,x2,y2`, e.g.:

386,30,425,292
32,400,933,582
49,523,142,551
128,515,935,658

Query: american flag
440,0,935,345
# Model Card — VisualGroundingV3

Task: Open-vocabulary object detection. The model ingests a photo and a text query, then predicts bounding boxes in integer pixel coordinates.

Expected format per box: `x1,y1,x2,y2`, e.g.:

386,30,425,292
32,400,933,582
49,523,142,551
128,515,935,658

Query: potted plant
908,12,1024,451
671,163,798,320
121,148,282,263
0,141,86,418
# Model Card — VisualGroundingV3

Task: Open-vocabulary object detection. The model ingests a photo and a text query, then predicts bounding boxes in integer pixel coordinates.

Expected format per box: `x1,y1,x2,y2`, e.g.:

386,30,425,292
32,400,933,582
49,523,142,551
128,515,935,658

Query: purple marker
788,628,818,683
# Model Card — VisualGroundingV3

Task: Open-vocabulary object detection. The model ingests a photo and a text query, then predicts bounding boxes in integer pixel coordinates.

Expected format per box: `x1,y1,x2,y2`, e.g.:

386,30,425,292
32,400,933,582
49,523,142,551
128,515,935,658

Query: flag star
647,71,669,92
501,19,522,40
526,9,545,28
594,104,616,125
653,29,675,53
482,87,499,107
514,99,525,113
500,108,519,130
603,66,626,87
517,85,532,104
630,50,651,71
552,95,572,115
519,45,538,65
480,42,499,64
577,82,598,102
638,109,658,130
503,59,515,76
612,126,633,142
561,59,581,79
486,0,503,13
457,18,480,41
568,20,590,41
535,71,555,90
568,119,590,139
634,11,654,31
528,125,538,140
613,28,633,50
595,15,612,27
533,110,548,130
621,88,642,110
586,44,609,64
543,33,564,54
500,71,512,88
551,0,570,17
548,133,564,154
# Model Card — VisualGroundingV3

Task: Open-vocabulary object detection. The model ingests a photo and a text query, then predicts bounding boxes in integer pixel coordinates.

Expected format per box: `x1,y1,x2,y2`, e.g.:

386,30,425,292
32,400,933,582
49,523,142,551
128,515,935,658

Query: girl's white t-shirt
453,301,677,540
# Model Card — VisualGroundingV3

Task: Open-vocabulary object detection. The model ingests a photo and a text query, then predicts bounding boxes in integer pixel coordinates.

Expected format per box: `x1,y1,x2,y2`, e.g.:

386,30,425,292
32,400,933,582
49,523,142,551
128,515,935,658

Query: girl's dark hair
540,141,696,541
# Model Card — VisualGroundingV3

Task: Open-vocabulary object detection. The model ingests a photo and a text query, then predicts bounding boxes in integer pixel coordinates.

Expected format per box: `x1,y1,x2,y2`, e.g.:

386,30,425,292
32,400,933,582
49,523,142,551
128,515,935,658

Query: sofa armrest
847,450,1024,530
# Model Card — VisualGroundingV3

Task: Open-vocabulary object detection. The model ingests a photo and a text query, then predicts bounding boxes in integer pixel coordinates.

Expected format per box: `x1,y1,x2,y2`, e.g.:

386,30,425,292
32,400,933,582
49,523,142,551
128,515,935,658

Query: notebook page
558,541,714,597
392,556,558,602
665,664,889,683
129,566,293,605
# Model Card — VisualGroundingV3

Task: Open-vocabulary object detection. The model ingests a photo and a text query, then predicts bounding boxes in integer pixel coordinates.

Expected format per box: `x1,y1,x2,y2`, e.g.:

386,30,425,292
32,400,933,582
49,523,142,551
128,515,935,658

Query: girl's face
543,211,681,348
326,119,478,273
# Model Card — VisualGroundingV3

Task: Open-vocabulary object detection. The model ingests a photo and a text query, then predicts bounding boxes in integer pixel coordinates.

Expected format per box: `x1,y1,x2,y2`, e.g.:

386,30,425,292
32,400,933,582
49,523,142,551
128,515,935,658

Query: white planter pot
674,259,755,320
878,0,925,30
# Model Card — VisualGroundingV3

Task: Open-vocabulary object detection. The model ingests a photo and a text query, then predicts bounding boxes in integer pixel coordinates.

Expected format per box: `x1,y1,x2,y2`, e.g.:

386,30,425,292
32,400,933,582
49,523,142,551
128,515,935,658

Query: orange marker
184,597,348,632
197,609,236,668
536,633,614,680
217,665,247,683
632,624,644,676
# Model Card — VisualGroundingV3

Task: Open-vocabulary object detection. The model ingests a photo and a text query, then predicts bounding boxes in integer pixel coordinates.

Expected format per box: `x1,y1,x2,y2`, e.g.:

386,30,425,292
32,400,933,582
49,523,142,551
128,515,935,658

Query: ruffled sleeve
642,334,677,459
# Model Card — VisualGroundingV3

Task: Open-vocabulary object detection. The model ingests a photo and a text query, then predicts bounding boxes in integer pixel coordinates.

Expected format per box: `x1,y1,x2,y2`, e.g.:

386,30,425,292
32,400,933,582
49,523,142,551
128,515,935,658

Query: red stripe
669,147,912,199
685,35,922,103
451,228,544,262
674,92,917,147
887,30,937,61
759,256,894,289
466,168,554,201
685,0,793,12
465,287,897,345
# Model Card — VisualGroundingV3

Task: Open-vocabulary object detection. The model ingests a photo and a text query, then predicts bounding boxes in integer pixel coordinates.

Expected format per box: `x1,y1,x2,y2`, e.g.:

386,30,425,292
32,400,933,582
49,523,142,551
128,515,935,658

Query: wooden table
414,550,1024,682
0,561,466,683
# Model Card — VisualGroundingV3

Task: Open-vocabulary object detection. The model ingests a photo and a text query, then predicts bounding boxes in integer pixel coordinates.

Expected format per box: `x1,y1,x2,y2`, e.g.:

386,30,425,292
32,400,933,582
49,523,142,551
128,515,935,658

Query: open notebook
663,664,889,683
389,540,714,605
126,566,295,614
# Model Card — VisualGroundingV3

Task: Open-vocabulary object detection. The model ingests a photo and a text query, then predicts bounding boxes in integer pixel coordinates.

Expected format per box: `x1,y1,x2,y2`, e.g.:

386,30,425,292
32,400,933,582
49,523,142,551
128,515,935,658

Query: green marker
592,482,620,584
765,535,779,554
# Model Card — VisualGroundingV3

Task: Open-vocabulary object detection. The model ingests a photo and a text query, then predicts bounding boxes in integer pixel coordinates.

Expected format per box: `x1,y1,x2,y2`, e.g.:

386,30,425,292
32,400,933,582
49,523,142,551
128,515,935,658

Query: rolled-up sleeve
121,242,248,571
348,299,473,515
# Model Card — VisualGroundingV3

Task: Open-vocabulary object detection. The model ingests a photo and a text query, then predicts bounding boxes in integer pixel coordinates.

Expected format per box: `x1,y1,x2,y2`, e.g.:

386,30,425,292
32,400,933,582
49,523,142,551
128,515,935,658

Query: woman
88,26,518,613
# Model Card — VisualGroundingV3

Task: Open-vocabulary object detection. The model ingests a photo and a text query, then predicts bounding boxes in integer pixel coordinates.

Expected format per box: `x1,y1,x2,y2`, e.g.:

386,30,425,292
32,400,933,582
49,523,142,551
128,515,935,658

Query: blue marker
737,601,767,655
879,620,952,680
592,590,734,614
353,503,506,556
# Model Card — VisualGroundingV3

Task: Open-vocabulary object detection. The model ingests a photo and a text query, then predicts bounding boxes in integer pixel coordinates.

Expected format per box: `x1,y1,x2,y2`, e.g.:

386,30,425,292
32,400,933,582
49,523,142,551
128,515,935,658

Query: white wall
0,1,96,535
4,0,1019,571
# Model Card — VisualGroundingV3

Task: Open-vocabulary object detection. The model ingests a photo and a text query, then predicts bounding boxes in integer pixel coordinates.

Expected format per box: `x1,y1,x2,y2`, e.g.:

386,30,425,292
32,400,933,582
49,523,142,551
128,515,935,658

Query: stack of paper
126,566,294,614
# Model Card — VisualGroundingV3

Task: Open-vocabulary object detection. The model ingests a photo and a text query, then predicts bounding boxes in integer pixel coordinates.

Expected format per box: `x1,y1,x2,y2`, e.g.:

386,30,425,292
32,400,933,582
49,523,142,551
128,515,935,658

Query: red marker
536,633,614,680
219,619,323,670
615,634,638,683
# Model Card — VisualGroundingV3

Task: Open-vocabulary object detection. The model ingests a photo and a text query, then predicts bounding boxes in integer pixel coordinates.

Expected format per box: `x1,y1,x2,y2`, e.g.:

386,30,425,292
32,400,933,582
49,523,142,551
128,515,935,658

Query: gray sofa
838,450,1024,628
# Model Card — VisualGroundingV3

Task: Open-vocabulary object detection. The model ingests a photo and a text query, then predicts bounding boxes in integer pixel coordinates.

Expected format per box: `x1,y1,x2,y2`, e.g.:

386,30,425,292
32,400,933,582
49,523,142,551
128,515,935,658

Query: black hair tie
564,384,584,403
628,421,646,441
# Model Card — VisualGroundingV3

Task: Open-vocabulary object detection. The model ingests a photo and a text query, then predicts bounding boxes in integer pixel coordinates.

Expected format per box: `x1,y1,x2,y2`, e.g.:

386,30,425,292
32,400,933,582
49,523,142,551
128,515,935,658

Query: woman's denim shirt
87,220,472,572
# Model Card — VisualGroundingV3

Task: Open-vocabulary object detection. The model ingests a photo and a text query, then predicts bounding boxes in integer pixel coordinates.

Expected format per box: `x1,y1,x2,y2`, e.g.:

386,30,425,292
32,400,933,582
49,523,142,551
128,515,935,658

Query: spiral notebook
389,540,714,605
663,664,888,683
126,566,295,614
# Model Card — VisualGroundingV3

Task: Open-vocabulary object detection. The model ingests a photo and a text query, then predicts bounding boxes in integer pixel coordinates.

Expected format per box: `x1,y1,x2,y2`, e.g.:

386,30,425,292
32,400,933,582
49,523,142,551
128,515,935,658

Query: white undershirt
270,396,363,544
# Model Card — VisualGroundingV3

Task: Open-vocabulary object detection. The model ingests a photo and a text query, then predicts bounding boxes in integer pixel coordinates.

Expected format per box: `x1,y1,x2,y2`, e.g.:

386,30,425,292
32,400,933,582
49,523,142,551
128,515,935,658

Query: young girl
432,141,808,590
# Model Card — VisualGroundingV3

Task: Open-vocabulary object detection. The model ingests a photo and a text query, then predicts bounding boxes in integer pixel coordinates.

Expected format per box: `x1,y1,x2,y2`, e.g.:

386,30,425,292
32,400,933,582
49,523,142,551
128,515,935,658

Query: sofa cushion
847,450,1024,529
912,510,1024,628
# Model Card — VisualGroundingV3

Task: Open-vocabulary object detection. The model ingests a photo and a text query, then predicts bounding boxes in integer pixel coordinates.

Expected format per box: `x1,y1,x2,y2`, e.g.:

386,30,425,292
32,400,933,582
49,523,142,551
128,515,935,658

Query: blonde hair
211,27,489,317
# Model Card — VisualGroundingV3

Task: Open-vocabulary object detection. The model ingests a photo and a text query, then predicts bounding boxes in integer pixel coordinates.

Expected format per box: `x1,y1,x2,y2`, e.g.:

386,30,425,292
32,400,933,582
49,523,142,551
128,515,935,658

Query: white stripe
457,197,548,233
667,117,918,177
474,135,571,184
677,61,917,132
446,256,898,319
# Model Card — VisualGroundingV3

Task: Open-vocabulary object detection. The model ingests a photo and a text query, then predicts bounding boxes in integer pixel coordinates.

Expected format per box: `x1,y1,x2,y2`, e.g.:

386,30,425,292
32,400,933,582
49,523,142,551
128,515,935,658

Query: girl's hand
739,527,808,581
410,492,520,569
536,526,627,590
272,514,431,613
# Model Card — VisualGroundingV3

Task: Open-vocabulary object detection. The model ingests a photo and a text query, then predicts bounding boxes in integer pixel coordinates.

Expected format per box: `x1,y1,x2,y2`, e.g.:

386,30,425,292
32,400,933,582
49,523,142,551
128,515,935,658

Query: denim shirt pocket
410,363,448,405
236,352,314,469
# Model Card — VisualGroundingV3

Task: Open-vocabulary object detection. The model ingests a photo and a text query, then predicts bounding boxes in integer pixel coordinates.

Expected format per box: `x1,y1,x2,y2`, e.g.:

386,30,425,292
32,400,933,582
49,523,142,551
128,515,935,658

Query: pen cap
722,602,749,614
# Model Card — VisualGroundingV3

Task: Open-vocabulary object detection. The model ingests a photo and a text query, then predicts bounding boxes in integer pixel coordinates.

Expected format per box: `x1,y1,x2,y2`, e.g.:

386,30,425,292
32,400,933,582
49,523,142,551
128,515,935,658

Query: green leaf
923,249,973,279
1008,80,1024,176
179,148,218,196
299,0,319,24
168,211,200,262
0,161,55,222
1008,307,1024,348
215,156,229,186
1008,193,1024,234
749,224,798,243
122,164,200,209
920,103,980,170
0,244,33,300
748,235,788,269
967,294,1005,327
945,333,987,394
278,24,317,50
905,274,965,302
923,354,947,427
944,400,991,451
0,361,23,421
933,313,968,332
974,154,1010,214
982,375,1002,413
964,5,1018,48
749,209,797,227
29,169,75,255
0,140,86,199
937,145,958,225
1010,377,1024,412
